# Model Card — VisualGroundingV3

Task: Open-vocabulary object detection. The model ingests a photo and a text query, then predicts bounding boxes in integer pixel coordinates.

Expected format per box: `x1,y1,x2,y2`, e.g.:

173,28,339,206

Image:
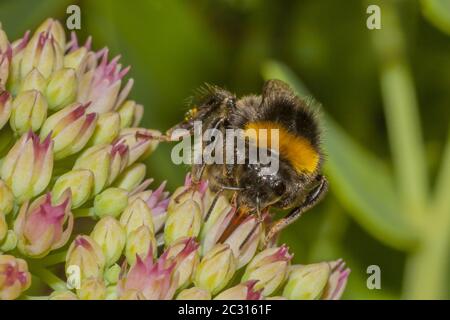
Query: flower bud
168,174,208,215
224,214,262,269
48,290,78,300
0,38,10,89
88,112,120,146
45,68,77,110
321,259,350,300
119,249,178,300
176,287,211,300
94,187,128,218
163,237,199,289
0,255,31,300
34,18,66,49
74,143,129,194
117,100,134,128
21,31,63,79
1,131,53,203
64,46,89,77
120,198,154,235
194,243,236,295
242,245,292,296
90,216,126,267
19,68,46,93
10,90,47,134
7,32,29,95
0,24,8,52
164,199,202,246
114,128,160,166
114,163,146,192
0,213,6,243
104,264,121,285
214,280,263,300
130,181,169,233
73,144,111,194
118,100,142,128
14,191,73,257
132,103,144,127
0,230,17,252
282,262,331,300
78,49,133,114
52,169,94,209
0,90,12,130
40,102,97,160
77,277,106,300
0,179,13,215
200,204,235,255
125,225,157,266
66,235,105,280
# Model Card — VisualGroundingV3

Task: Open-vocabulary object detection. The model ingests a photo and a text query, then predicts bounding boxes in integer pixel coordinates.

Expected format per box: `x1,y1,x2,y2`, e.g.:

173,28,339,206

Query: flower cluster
0,19,349,300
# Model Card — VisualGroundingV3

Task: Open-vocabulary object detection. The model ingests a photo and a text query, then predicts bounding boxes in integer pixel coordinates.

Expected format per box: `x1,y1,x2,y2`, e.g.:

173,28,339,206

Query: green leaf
262,60,417,250
422,0,450,36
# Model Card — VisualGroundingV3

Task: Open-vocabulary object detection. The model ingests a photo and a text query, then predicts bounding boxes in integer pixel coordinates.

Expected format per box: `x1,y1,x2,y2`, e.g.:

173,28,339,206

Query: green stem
31,267,67,292
402,218,450,299
40,251,68,267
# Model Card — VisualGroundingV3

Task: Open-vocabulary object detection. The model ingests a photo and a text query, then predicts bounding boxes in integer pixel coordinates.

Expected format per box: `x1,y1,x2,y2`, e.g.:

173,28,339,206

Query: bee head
237,163,287,210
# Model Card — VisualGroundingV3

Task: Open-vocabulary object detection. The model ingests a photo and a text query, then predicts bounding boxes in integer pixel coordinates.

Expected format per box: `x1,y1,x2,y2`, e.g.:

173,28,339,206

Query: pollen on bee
244,121,319,174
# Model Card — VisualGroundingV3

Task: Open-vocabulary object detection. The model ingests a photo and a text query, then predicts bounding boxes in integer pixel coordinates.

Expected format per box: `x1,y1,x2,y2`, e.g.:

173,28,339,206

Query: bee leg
264,175,328,246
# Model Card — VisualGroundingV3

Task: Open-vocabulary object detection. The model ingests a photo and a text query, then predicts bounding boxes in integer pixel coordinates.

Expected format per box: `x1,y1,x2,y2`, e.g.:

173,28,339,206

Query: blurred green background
1,0,449,299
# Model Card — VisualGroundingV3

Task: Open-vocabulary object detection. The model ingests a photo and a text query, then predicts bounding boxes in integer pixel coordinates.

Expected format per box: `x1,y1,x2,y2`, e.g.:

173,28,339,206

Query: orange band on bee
244,121,319,174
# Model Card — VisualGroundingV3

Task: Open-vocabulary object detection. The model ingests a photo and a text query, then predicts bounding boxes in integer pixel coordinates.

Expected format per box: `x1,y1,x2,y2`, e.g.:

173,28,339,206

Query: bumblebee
165,79,328,244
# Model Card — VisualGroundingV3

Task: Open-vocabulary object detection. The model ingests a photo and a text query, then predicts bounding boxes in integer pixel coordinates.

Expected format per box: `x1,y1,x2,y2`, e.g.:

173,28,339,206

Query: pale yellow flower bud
164,199,202,246
125,225,157,266
176,287,211,300
0,179,13,215
0,90,12,130
45,68,78,110
77,278,107,300
94,187,128,218
194,243,236,295
88,112,121,146
10,90,48,134
113,163,146,192
52,169,94,209
34,18,66,49
242,245,292,296
282,263,331,300
1,131,53,203
120,198,154,235
90,216,126,267
40,102,97,160
66,235,105,281
19,68,47,93
48,290,78,300
214,281,262,300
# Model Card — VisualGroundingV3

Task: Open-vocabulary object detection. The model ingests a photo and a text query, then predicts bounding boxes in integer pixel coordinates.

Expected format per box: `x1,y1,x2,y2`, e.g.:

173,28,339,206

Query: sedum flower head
0,18,349,300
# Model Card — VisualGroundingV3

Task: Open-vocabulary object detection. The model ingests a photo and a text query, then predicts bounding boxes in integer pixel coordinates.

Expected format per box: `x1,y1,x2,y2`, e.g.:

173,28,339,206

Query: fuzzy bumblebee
166,79,328,243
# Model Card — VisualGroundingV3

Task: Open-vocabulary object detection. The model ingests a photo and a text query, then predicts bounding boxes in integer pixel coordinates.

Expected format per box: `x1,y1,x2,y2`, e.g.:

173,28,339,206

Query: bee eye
273,180,286,196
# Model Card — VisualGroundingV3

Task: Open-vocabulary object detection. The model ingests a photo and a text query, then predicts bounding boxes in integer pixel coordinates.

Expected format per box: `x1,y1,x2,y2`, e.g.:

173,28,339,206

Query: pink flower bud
14,191,73,257
119,248,178,300
78,48,133,114
0,255,31,300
